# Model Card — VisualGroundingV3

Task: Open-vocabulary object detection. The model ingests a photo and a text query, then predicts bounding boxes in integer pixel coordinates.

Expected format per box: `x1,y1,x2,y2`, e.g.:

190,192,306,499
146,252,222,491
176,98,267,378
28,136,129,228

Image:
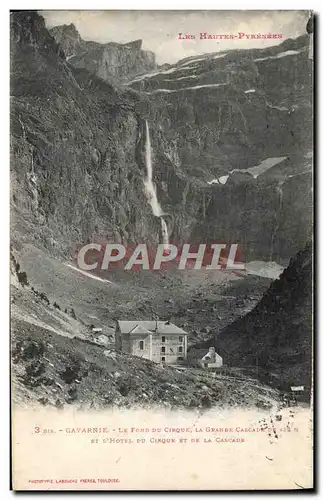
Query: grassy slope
12,302,280,411
11,246,280,410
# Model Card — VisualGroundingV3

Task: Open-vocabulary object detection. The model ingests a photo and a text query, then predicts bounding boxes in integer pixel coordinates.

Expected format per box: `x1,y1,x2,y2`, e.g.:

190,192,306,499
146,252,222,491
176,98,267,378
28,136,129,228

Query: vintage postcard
10,9,313,490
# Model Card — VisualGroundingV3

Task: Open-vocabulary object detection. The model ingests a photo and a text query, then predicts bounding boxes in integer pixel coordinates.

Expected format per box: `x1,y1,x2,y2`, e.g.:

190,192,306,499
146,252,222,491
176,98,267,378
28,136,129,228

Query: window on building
139,340,144,350
161,336,166,343
179,336,183,343
178,346,183,353
178,356,184,361
161,356,166,362
161,346,166,353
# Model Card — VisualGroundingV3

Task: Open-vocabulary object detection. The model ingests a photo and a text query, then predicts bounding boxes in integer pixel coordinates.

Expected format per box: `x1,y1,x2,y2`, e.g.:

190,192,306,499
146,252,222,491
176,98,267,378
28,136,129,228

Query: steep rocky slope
193,242,312,394
49,23,156,83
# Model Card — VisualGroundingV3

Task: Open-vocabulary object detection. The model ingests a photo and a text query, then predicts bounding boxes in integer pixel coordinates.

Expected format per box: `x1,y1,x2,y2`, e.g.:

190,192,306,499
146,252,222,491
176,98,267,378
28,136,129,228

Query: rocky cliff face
11,11,312,264
11,11,160,256
49,23,156,83
129,36,312,261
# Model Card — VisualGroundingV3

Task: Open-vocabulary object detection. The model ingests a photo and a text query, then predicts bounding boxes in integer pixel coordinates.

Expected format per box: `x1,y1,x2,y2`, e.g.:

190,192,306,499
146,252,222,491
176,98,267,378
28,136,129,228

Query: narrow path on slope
64,263,115,284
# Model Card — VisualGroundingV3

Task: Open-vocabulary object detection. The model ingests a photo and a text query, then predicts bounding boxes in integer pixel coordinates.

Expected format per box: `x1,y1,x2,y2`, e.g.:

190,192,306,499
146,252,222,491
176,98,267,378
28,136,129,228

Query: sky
41,10,310,64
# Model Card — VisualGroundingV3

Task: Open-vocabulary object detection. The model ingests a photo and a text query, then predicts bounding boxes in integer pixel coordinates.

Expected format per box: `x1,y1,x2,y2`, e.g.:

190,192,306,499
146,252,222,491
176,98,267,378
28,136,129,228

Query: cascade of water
269,180,284,261
160,216,169,247
144,120,162,217
144,120,169,248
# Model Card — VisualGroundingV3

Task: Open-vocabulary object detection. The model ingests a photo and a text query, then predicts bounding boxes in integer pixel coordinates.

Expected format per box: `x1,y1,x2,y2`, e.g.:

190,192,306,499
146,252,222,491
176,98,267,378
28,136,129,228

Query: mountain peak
10,11,65,62
49,22,83,57
59,22,80,38
50,24,156,82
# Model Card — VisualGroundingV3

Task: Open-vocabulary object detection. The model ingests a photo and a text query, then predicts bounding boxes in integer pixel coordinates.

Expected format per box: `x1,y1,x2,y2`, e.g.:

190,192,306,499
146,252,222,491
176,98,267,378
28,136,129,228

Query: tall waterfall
161,217,169,248
144,121,169,248
269,180,284,261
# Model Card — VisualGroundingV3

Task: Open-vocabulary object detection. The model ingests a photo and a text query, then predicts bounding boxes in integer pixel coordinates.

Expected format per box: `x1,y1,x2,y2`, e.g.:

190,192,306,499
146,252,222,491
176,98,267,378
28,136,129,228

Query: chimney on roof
152,314,159,333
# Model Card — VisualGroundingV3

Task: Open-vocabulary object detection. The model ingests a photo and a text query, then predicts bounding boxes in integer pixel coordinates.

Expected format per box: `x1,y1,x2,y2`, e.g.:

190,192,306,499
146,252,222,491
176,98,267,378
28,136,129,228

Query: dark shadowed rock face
49,23,83,57
49,24,156,83
11,11,312,264
197,242,312,392
11,11,161,256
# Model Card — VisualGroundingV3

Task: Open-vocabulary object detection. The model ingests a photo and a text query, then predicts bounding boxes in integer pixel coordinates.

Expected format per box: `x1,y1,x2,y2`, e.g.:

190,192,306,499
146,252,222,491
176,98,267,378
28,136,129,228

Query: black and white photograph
10,9,313,490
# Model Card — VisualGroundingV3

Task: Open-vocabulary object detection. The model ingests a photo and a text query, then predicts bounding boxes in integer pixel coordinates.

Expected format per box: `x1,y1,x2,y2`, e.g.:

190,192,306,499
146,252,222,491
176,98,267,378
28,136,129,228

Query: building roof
117,321,187,336
201,351,222,362
129,325,152,337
